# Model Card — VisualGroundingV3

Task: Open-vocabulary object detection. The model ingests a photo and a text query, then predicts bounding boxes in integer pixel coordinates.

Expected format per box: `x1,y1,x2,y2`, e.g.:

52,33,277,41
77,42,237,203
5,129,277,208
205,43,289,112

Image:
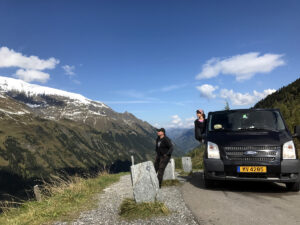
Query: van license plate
237,166,267,173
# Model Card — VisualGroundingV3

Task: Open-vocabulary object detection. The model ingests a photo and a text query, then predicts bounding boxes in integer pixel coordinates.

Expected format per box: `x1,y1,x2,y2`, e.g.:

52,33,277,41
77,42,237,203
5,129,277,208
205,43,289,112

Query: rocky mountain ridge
0,76,182,196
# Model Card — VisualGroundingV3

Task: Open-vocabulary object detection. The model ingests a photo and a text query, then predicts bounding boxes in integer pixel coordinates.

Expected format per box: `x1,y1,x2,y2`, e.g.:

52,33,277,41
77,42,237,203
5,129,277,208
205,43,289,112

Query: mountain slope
0,95,155,184
254,77,300,152
167,128,199,153
254,78,300,131
0,76,182,195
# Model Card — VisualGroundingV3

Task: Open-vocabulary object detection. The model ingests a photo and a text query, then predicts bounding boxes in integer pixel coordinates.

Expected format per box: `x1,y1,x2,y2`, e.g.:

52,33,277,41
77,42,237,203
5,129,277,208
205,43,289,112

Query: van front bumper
204,158,300,183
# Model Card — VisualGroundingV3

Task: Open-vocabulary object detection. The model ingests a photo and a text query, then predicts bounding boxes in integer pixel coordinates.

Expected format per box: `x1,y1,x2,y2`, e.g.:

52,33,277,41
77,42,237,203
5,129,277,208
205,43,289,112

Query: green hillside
254,78,300,131
0,95,159,197
254,77,300,151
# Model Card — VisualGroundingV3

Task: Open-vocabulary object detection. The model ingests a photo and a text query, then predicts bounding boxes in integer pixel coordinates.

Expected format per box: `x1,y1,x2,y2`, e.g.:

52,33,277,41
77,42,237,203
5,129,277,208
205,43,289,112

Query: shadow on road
182,172,296,194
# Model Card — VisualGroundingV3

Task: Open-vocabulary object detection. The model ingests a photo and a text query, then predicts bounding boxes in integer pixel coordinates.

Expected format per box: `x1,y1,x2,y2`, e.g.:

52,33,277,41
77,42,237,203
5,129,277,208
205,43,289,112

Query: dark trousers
154,154,171,187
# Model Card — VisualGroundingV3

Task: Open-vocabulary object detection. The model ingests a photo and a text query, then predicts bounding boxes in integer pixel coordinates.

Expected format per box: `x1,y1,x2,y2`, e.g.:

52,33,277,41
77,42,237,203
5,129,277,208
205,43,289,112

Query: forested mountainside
254,77,300,151
254,78,300,131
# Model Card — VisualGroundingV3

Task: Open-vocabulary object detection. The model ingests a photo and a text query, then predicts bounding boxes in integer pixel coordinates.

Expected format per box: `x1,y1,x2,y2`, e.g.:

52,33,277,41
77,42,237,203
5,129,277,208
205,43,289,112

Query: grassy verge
175,145,205,171
161,179,181,187
178,171,193,177
119,198,170,221
174,158,183,170
0,172,125,225
186,145,205,170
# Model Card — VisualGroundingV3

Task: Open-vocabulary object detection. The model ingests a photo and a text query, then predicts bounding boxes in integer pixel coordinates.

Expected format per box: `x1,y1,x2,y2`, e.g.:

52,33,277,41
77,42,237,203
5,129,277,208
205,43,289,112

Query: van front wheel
286,182,300,192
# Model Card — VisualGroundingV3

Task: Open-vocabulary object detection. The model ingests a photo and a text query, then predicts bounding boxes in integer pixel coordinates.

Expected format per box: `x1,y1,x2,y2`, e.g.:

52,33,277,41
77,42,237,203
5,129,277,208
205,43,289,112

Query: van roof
209,108,280,114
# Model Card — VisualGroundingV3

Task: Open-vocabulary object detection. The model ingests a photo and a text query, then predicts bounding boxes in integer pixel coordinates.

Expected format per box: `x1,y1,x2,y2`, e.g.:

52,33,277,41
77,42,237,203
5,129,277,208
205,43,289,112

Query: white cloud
152,123,161,128
148,83,188,93
220,88,276,106
0,47,59,70
171,115,182,125
196,84,218,99
166,115,195,129
0,46,59,83
253,89,277,99
62,65,75,76
184,117,196,128
196,52,285,81
15,69,50,83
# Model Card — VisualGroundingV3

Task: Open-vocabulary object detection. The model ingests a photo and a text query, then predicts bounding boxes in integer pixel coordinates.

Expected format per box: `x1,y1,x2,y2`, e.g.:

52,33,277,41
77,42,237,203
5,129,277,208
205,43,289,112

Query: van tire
286,182,300,192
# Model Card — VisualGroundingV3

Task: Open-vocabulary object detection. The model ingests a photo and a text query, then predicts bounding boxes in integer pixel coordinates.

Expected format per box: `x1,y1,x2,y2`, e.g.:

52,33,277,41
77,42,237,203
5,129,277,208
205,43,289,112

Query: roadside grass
0,172,126,225
175,145,205,172
161,179,181,187
187,145,205,170
174,158,183,170
119,198,170,221
178,171,193,177
174,145,206,177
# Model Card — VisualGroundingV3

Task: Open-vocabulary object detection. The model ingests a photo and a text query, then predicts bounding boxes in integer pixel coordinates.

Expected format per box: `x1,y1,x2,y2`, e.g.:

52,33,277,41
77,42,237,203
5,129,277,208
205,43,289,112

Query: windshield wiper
238,127,277,132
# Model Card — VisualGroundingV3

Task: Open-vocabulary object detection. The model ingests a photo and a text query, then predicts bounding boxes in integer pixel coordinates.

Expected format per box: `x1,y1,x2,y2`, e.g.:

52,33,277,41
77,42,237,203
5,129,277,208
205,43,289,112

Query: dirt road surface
181,172,300,225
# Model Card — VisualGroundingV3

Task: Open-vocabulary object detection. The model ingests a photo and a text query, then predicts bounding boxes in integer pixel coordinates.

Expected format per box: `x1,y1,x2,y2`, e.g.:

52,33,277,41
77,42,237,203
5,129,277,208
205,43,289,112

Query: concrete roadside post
163,158,176,180
182,157,192,173
130,161,159,203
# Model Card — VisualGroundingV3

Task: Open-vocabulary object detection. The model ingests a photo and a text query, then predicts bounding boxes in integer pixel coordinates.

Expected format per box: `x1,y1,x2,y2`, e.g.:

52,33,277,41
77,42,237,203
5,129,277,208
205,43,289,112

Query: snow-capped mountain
0,76,152,133
0,76,106,106
0,76,165,194
0,76,184,194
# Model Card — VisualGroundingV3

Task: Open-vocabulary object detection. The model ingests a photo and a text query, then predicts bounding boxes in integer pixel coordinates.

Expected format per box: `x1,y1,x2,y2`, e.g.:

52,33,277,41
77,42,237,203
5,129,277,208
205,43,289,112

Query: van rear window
208,110,286,132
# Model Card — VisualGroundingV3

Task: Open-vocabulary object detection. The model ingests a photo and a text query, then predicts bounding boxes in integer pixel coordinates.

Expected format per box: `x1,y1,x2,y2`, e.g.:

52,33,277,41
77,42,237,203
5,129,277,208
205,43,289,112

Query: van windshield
208,110,286,132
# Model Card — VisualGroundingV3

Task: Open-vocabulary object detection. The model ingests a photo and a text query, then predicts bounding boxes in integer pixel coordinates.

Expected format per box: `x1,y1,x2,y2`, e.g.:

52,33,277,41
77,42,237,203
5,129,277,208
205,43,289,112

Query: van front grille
224,146,280,162
227,156,276,162
226,151,277,156
224,146,280,151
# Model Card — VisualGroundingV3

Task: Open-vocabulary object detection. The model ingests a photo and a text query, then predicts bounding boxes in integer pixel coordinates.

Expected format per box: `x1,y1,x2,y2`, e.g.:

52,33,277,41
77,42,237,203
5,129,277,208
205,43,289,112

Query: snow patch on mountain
0,108,29,115
26,103,42,108
0,76,109,108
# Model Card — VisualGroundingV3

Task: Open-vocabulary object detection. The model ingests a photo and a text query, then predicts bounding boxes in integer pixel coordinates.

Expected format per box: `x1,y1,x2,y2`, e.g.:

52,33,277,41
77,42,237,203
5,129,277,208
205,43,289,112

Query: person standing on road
154,128,173,188
194,109,207,143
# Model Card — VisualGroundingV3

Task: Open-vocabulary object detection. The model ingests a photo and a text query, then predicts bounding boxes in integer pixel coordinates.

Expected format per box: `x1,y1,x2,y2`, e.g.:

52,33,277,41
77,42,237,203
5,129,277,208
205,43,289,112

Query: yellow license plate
238,166,267,173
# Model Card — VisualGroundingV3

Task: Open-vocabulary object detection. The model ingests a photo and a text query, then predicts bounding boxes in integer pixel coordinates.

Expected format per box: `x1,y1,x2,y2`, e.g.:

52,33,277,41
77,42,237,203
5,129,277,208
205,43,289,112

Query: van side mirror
293,125,300,138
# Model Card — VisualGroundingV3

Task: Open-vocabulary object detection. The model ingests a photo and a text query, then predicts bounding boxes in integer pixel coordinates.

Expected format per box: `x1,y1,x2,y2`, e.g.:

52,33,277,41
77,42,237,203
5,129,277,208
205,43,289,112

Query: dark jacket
156,136,173,156
194,119,207,142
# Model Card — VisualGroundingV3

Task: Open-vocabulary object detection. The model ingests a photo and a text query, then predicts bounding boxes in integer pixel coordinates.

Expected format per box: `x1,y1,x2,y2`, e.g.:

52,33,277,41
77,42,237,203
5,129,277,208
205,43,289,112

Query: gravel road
54,174,198,225
182,172,300,225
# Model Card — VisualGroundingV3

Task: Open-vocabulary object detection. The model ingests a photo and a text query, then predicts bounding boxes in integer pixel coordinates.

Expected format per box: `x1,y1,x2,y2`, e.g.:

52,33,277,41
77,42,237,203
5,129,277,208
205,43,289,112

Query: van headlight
282,140,296,159
207,141,220,159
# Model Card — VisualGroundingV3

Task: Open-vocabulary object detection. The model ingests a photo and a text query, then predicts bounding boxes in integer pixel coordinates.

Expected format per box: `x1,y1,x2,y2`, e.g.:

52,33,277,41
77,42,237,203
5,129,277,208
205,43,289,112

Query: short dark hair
156,128,165,133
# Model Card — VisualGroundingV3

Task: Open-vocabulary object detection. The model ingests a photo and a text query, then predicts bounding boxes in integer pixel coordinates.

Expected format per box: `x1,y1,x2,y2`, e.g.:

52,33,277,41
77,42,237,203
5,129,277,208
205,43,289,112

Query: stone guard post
182,157,192,173
130,161,159,203
163,158,176,180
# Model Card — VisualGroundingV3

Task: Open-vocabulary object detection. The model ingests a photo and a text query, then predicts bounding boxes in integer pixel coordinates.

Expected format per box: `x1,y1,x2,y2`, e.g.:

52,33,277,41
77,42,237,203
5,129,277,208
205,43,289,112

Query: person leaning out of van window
194,109,206,143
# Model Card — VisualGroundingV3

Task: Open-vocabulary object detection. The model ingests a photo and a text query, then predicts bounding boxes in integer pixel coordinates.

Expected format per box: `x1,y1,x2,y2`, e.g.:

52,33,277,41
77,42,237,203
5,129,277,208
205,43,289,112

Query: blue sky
0,0,299,128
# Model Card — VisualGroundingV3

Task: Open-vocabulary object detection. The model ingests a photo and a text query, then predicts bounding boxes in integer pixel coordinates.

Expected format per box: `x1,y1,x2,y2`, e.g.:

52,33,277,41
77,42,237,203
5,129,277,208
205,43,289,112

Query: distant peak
0,76,109,108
